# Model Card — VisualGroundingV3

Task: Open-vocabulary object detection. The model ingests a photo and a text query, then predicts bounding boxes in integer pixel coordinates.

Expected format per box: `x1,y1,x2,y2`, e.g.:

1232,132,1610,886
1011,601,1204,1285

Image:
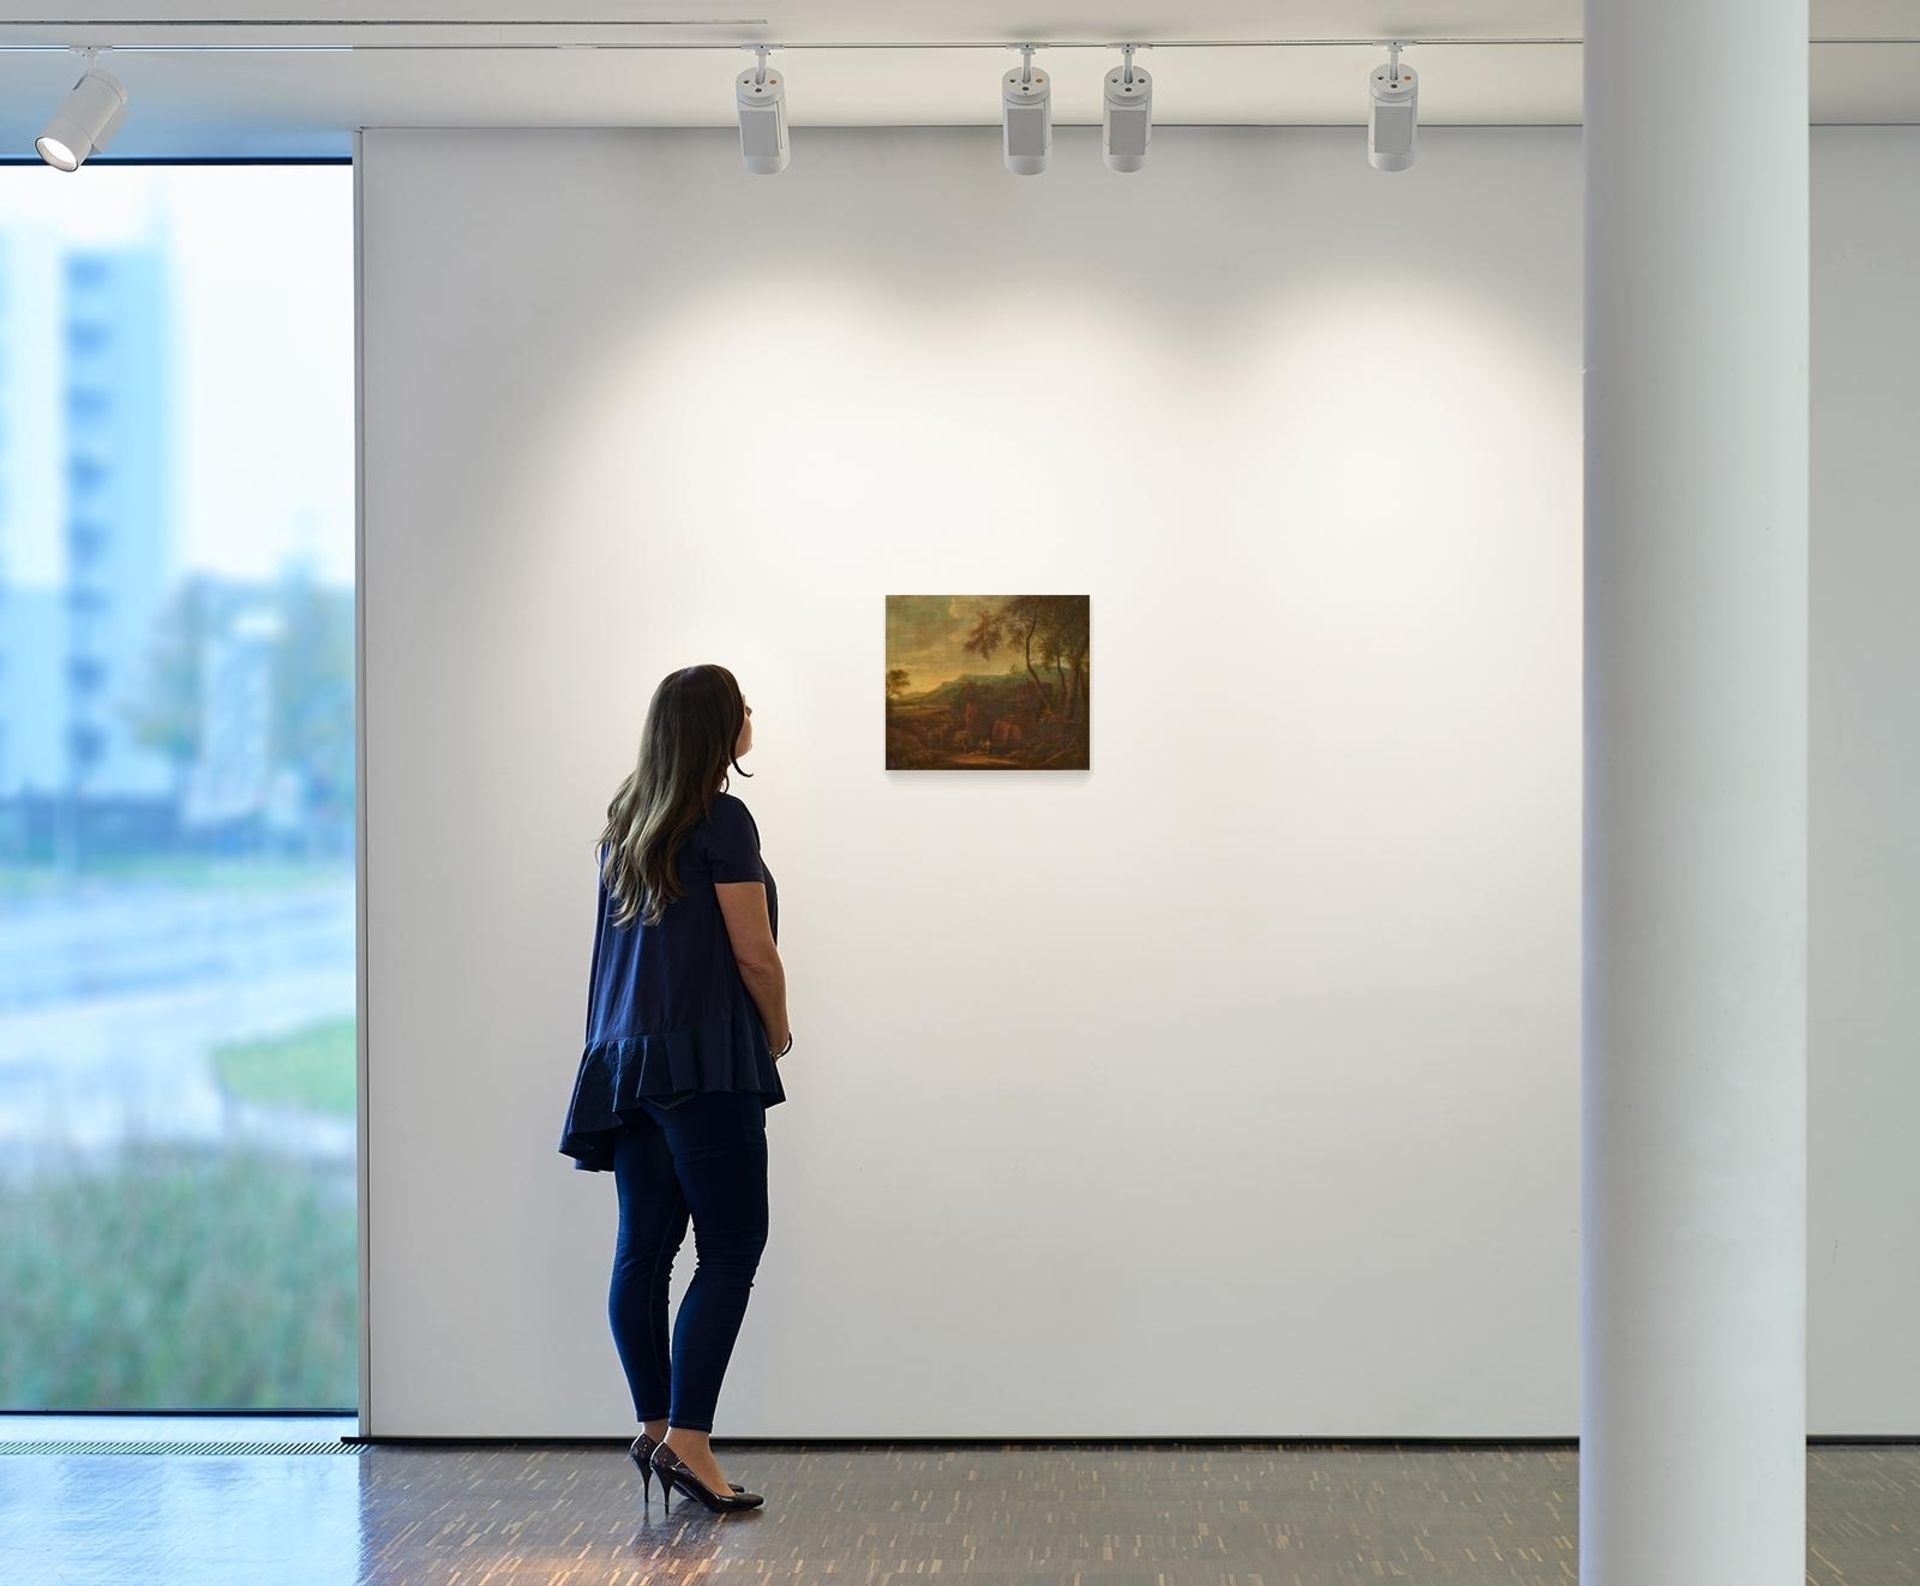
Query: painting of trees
885,595,1090,770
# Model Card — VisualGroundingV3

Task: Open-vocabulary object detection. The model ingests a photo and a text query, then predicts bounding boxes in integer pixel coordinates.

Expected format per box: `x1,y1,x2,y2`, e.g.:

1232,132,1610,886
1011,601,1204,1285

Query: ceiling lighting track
16,26,1915,172
2,33,1916,56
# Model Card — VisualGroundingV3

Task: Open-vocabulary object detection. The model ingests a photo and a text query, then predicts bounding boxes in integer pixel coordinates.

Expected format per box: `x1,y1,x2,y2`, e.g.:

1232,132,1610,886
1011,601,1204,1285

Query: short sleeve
702,796,763,884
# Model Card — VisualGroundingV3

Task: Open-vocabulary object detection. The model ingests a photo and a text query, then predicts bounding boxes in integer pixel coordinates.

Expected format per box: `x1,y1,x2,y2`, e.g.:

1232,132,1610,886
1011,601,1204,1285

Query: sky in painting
885,595,1026,697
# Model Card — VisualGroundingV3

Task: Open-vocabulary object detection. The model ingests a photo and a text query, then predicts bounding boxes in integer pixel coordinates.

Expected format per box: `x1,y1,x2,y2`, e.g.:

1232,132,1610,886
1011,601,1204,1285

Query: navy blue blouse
558,792,787,1171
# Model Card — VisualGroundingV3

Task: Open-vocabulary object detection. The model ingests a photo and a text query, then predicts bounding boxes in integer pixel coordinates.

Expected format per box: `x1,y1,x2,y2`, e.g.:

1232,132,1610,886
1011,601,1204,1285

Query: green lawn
212,1018,358,1117
0,1146,358,1409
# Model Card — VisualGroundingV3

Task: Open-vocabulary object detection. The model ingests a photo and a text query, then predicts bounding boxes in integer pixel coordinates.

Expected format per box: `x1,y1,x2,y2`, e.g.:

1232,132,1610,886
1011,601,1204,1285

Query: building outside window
0,165,355,1410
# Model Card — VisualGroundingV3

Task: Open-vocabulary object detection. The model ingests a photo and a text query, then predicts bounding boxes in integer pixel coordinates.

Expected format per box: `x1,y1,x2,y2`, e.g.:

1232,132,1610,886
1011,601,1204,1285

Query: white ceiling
1,2,1918,158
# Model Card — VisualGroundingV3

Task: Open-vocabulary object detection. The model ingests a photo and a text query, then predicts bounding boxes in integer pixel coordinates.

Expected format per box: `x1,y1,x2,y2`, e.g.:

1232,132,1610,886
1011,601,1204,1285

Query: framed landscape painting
885,595,1091,770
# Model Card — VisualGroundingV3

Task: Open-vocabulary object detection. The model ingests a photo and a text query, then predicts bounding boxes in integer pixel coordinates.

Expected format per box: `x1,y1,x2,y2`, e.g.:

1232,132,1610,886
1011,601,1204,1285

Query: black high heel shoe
629,1432,744,1503
649,1442,765,1513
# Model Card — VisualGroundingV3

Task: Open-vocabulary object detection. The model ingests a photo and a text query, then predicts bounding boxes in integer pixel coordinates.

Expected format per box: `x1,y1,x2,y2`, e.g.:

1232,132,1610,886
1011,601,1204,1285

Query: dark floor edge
352,1435,1535,1450
346,1434,1578,1450
344,1433,1919,1450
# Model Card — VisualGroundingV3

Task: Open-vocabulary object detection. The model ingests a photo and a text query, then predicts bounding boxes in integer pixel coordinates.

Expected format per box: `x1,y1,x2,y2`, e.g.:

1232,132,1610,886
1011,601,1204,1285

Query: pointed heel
648,1445,765,1514
628,1436,658,1505
631,1430,744,1504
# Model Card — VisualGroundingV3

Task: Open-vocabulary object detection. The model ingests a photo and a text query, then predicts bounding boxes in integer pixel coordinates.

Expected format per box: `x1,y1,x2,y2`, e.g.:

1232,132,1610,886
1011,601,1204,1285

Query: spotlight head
735,51,789,175
37,63,127,172
1368,55,1418,173
1002,53,1051,175
1102,57,1152,173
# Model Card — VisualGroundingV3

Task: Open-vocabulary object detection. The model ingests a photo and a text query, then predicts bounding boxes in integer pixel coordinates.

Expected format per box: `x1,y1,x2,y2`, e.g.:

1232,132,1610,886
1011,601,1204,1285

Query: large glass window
0,165,355,1409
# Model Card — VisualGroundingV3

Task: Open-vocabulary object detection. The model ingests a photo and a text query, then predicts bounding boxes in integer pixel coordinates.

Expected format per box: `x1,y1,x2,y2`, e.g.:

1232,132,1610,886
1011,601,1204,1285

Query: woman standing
559,664,791,1515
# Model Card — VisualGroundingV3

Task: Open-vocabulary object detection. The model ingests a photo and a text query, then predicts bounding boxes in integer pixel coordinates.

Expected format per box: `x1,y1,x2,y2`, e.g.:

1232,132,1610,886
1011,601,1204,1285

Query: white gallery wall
358,125,1919,1438
1807,129,1920,1435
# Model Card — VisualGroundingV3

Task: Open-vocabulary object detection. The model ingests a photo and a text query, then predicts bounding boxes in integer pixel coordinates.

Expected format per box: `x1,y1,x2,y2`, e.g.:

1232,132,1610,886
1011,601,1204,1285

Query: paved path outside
0,878,355,1164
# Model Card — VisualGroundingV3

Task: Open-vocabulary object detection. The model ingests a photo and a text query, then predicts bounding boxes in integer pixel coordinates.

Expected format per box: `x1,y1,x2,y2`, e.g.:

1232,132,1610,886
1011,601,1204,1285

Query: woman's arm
715,881,790,1057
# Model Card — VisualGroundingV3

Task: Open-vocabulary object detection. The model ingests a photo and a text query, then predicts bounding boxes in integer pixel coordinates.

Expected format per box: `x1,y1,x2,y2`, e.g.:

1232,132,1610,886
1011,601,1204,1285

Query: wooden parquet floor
2,1440,1914,1585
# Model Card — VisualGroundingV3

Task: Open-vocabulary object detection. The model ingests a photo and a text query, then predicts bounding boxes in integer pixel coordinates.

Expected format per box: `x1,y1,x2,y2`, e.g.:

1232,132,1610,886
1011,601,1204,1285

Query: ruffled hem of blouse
558,1014,787,1171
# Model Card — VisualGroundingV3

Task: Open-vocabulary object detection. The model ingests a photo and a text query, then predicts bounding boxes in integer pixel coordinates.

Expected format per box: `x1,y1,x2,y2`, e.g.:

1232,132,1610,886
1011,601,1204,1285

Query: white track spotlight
1367,42,1418,172
735,45,789,174
1103,44,1152,172
1002,45,1051,175
37,53,127,172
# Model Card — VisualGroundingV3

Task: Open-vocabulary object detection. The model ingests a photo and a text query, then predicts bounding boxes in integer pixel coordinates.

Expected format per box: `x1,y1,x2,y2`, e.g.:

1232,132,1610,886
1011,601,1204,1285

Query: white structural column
1582,3,1808,1584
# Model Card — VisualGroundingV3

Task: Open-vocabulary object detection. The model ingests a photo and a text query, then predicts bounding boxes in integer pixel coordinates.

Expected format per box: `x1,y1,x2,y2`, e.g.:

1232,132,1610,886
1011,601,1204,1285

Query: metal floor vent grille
0,1439,359,1456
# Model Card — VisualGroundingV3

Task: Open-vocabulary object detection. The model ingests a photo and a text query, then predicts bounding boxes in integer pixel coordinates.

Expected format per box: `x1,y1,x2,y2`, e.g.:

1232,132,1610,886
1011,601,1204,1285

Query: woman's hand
768,1028,792,1061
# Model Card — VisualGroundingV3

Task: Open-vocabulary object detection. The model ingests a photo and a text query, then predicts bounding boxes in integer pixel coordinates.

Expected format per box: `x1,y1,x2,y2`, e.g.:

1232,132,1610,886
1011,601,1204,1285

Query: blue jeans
608,1091,770,1434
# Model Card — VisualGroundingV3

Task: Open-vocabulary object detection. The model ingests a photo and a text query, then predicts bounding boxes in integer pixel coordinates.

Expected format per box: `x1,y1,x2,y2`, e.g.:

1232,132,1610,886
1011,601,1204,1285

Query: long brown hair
598,664,751,927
